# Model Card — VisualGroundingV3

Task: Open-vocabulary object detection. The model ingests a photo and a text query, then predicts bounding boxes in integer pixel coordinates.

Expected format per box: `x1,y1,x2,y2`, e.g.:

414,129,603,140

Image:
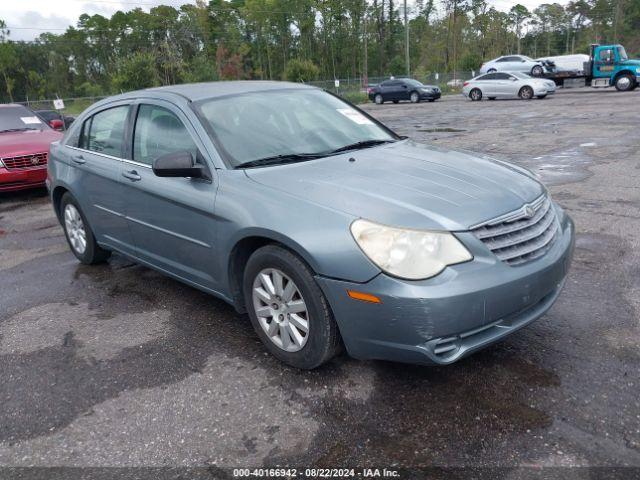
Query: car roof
111,80,318,103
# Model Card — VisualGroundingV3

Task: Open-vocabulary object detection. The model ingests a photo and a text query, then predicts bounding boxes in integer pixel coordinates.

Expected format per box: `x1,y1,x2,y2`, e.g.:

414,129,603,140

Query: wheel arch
227,230,321,313
614,69,636,82
51,184,70,222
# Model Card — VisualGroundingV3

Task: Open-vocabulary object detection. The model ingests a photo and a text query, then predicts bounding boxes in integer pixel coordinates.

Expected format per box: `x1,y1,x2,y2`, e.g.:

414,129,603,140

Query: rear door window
83,106,129,157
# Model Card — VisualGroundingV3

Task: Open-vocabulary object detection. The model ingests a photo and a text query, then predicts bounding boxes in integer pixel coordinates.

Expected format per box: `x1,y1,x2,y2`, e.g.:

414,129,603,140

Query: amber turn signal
347,290,382,304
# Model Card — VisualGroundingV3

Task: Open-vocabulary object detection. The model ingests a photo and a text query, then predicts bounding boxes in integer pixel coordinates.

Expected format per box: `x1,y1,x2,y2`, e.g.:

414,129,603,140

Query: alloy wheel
64,204,87,255
252,268,309,352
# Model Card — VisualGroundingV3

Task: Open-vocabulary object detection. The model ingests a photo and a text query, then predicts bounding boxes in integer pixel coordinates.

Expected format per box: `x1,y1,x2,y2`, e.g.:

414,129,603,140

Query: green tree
112,52,160,92
283,58,319,82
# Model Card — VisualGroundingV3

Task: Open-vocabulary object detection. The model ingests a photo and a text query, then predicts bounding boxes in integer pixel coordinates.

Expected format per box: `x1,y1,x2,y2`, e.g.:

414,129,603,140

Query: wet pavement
0,89,639,473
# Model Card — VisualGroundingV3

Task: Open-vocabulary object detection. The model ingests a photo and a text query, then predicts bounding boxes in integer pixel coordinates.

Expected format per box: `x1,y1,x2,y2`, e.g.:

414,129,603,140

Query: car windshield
197,89,396,167
618,46,628,61
0,106,47,133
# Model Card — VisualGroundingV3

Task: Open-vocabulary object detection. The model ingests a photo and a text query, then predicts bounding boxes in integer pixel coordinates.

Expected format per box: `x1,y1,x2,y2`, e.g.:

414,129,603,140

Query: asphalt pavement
1,89,639,476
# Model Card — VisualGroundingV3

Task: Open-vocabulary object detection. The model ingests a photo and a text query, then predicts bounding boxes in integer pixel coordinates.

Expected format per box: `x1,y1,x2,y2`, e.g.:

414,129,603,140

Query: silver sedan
462,72,557,101
480,55,546,76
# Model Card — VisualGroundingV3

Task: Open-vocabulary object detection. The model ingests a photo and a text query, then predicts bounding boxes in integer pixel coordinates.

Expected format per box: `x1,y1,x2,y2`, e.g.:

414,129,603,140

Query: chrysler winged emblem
523,205,535,219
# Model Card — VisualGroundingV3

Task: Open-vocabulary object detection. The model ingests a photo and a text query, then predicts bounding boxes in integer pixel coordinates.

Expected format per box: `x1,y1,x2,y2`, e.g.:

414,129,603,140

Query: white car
462,72,556,101
480,55,546,76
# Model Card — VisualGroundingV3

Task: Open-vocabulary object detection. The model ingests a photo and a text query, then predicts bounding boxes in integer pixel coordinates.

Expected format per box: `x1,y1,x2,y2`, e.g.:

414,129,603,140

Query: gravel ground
0,89,639,476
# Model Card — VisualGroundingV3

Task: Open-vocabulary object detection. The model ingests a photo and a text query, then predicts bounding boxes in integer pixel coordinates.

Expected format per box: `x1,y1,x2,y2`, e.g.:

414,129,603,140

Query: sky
2,0,567,41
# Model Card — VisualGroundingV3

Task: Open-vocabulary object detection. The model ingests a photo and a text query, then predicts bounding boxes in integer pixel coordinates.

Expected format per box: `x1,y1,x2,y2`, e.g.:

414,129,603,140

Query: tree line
0,0,637,102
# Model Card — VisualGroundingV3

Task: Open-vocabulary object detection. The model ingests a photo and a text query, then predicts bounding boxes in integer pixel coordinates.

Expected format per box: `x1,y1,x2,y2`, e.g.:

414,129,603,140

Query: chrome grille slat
2,152,48,170
481,208,556,250
471,194,559,266
473,198,551,239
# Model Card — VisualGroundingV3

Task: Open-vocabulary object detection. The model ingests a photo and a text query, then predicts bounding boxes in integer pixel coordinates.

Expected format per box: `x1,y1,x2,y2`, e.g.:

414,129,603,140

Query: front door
594,47,616,78
120,101,219,290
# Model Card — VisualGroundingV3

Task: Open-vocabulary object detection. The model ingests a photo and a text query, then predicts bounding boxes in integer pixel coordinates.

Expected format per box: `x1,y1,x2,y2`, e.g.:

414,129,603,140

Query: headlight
350,219,473,280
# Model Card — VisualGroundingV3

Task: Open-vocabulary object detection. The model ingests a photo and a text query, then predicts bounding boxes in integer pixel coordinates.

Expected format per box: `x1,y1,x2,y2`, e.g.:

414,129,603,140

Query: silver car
462,72,557,101
480,55,546,76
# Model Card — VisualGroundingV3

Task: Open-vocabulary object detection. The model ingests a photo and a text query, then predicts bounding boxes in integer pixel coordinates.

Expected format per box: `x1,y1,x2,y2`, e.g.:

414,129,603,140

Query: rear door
477,73,498,95
120,99,220,290
65,103,136,254
494,73,517,96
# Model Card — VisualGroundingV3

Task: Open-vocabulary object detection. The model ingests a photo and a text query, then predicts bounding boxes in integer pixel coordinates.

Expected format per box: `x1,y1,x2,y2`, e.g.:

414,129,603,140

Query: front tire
60,193,111,265
410,91,420,103
243,245,341,369
531,65,544,77
374,94,384,104
519,86,534,100
615,73,635,92
470,88,482,101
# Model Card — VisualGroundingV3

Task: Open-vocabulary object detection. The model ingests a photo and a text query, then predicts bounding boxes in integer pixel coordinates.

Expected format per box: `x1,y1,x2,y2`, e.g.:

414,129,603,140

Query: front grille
471,194,559,266
2,152,48,170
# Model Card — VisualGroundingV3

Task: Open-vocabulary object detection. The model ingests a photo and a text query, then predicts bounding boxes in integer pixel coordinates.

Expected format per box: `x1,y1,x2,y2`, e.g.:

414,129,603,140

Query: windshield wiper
236,152,325,169
328,139,396,154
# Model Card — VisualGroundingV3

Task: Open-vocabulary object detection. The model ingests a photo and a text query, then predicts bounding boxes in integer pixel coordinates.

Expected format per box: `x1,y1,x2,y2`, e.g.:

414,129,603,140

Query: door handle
71,154,86,165
122,170,141,181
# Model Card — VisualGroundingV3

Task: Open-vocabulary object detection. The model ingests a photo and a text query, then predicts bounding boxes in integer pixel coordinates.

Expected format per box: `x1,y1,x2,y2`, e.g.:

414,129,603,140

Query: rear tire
60,193,111,265
374,94,384,104
243,245,341,369
470,88,482,101
615,73,635,92
519,86,534,100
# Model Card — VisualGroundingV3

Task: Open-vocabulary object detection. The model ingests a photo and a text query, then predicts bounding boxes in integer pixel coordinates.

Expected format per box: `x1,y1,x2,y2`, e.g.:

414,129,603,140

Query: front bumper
420,91,441,100
317,210,575,365
0,166,47,192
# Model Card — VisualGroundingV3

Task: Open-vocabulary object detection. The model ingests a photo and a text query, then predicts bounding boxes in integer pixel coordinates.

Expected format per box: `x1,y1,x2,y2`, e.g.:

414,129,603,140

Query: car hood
0,129,63,157
245,141,545,231
621,59,640,68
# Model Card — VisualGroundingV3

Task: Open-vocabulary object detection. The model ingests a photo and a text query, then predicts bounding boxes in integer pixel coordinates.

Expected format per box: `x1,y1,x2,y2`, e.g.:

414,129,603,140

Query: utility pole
363,9,368,88
404,0,410,77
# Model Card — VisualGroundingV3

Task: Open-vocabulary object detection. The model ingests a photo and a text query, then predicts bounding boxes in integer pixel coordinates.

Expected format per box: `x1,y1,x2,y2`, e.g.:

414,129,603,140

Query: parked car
35,109,75,130
48,81,574,369
480,55,547,76
0,104,63,192
367,78,441,104
462,72,557,101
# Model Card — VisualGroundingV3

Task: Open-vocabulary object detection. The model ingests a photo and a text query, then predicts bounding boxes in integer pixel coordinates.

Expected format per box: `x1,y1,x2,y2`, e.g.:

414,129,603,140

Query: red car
0,104,63,192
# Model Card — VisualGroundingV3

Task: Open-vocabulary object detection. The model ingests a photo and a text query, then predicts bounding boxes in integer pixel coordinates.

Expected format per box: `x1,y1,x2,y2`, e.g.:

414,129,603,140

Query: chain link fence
8,72,479,114
307,71,477,103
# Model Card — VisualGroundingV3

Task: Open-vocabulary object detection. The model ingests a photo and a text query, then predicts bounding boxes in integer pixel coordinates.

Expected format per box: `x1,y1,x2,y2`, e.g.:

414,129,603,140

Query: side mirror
49,119,64,131
152,151,206,179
